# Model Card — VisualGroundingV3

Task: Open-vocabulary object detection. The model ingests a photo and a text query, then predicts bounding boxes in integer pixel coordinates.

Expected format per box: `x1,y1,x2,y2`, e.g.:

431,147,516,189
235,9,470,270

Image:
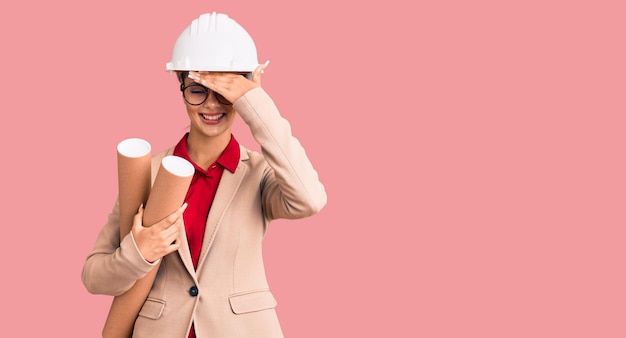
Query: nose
203,90,220,107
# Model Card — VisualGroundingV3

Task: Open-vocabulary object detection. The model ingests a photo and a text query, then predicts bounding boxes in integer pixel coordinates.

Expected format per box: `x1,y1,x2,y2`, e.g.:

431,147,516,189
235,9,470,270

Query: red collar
173,133,240,174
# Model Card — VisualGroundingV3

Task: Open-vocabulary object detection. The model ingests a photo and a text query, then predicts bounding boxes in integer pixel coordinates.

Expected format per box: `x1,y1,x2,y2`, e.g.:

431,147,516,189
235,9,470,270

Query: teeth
202,113,223,121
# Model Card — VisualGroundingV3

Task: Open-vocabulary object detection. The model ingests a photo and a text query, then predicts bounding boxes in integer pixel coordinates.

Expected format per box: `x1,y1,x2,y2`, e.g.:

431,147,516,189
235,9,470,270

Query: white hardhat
166,12,258,72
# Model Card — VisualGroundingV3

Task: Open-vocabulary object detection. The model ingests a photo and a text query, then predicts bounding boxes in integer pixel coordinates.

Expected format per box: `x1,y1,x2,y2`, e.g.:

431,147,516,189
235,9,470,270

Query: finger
165,216,184,240
168,232,182,248
155,202,188,230
169,202,188,224
252,60,270,85
188,71,212,88
132,204,145,228
189,71,233,95
165,238,181,255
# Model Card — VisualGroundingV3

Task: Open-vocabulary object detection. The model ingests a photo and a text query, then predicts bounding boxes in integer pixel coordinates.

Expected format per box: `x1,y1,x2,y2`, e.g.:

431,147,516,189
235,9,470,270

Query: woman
82,12,327,337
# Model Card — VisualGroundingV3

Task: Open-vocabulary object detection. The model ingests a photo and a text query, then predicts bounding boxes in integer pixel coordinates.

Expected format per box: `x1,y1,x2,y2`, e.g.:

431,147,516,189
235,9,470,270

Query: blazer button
189,286,198,297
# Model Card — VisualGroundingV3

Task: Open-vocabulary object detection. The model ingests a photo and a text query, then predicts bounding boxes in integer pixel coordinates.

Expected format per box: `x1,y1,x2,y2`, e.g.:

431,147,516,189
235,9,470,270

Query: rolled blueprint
103,155,194,338
143,156,195,226
115,138,152,241
103,138,152,338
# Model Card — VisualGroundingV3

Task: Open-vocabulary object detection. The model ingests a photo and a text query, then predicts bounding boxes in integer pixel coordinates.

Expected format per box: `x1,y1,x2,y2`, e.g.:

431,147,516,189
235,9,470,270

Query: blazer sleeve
233,87,327,220
81,198,159,296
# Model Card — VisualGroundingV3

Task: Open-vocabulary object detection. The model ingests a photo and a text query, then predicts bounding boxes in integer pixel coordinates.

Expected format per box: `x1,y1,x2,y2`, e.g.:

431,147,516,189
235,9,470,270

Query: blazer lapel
196,151,248,272
177,225,197,278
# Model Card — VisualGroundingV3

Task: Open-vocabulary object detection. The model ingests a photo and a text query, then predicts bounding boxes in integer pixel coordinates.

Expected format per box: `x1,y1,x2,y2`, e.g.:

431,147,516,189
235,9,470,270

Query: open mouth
201,113,225,121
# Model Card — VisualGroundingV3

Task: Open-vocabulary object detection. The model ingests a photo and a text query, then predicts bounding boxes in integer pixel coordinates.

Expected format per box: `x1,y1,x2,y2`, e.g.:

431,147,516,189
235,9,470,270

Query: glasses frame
180,83,232,106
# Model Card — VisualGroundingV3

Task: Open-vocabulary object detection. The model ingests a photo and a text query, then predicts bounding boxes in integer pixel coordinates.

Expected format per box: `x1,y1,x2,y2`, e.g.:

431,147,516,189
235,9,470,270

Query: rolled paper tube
115,138,152,241
103,138,152,338
103,155,194,338
143,156,195,226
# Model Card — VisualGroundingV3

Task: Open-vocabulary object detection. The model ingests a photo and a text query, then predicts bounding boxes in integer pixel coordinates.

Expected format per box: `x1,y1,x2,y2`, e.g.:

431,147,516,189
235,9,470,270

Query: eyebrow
188,82,207,88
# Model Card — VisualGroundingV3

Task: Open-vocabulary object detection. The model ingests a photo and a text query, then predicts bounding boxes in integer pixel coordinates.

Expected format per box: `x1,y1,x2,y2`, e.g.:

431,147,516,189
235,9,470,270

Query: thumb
132,204,145,230
252,60,270,85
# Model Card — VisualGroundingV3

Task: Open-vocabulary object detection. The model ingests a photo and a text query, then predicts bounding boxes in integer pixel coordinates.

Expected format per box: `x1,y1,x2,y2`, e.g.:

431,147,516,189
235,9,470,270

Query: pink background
1,0,625,337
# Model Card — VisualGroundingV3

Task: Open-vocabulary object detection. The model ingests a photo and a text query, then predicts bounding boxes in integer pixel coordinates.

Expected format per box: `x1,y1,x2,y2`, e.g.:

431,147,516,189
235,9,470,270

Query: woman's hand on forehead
188,61,269,103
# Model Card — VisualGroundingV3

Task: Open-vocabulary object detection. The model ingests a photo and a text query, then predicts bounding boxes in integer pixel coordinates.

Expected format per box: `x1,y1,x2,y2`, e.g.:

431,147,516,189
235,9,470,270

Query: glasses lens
215,93,232,105
184,85,209,105
183,85,208,105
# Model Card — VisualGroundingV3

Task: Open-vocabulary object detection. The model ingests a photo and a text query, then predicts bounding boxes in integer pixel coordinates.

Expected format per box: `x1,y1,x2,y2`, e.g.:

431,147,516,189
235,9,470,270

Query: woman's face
181,75,237,139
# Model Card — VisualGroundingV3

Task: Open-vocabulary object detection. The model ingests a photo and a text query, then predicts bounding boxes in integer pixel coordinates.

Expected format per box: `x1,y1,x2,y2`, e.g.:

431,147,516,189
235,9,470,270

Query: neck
186,131,231,170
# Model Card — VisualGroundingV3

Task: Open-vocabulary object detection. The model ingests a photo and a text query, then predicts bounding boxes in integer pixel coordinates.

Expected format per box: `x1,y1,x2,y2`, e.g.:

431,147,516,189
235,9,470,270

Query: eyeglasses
180,83,232,106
